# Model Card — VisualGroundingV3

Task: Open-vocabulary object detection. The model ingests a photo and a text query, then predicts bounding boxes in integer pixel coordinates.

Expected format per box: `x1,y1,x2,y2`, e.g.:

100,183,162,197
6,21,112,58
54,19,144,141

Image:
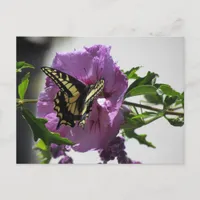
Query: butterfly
41,66,104,130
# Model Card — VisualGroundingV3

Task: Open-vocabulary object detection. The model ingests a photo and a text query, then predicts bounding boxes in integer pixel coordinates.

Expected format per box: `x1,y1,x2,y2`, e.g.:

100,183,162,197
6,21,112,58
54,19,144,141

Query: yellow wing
41,66,105,129
41,67,86,98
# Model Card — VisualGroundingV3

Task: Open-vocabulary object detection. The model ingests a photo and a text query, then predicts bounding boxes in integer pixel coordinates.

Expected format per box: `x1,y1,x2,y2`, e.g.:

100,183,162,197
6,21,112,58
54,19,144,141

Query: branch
123,101,184,117
17,99,184,117
17,99,38,105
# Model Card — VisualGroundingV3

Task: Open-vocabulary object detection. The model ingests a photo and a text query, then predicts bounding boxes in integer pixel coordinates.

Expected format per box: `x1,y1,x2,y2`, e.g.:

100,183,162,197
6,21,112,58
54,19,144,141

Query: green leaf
122,115,151,132
38,118,48,124
18,72,30,100
17,61,35,72
164,96,178,108
123,66,142,79
33,139,51,164
125,71,159,98
123,129,156,148
144,93,163,104
122,108,164,130
132,111,157,119
174,92,184,108
125,85,157,98
165,116,184,127
121,111,160,148
144,83,184,108
21,107,75,146
159,84,181,98
34,138,48,151
136,71,159,86
122,113,145,129
158,84,184,110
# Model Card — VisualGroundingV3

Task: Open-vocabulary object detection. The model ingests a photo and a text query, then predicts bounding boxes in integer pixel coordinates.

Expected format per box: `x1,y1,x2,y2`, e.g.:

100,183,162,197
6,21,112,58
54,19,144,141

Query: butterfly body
41,67,104,129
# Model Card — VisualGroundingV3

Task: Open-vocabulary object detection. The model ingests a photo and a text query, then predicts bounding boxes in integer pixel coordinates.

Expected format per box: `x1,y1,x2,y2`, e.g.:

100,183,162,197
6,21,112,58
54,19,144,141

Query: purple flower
99,136,125,163
58,155,73,164
99,136,142,164
37,45,128,152
50,143,71,159
117,151,141,164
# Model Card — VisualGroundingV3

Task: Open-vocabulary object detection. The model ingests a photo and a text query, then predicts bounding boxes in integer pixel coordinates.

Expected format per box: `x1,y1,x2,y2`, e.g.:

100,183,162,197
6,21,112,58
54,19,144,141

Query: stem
23,99,38,103
17,99,184,117
145,113,164,124
123,101,184,117
168,106,182,111
17,99,38,105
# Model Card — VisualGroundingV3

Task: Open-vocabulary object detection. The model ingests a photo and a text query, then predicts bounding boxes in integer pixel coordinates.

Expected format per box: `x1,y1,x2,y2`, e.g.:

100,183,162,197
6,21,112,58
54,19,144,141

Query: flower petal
37,84,59,118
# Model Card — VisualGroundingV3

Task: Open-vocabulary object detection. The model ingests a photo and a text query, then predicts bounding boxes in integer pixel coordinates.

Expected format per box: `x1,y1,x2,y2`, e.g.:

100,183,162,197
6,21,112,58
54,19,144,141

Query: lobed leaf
165,116,184,127
145,83,184,109
159,84,181,98
125,85,157,98
17,61,35,72
21,107,75,146
120,109,164,148
125,71,159,98
123,66,142,79
123,129,156,148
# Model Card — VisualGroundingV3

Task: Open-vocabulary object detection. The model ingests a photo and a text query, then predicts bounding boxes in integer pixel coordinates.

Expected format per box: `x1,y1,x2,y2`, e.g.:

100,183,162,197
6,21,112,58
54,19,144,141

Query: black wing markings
41,66,105,129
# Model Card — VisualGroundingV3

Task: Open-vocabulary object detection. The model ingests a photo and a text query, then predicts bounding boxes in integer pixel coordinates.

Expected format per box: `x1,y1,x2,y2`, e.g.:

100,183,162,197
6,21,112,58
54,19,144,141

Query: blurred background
17,37,53,163
16,37,184,164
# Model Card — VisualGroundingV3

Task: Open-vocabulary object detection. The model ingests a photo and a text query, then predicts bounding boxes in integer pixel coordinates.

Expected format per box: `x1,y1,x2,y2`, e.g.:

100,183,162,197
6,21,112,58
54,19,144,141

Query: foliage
21,107,75,146
33,139,51,164
16,61,34,73
17,61,74,163
122,66,184,149
18,72,30,100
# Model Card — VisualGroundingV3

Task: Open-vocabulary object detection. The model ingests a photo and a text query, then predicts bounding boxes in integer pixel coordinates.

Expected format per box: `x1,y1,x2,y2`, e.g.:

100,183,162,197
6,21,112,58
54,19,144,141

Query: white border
1,0,200,199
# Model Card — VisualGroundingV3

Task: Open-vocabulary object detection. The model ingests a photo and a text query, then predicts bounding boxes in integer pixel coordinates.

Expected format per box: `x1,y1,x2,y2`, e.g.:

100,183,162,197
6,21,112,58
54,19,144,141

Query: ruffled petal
37,86,59,117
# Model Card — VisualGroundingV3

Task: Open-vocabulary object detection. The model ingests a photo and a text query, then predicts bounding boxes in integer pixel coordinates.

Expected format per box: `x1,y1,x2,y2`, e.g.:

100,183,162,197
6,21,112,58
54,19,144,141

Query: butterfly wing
59,79,104,128
54,91,87,129
41,66,86,98
84,79,104,104
77,79,105,128
78,101,93,128
54,91,76,129
41,66,105,129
